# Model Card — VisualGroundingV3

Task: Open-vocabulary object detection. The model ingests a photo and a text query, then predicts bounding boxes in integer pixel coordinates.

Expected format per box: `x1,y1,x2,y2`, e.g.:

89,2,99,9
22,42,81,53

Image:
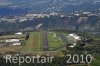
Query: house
15,32,22,35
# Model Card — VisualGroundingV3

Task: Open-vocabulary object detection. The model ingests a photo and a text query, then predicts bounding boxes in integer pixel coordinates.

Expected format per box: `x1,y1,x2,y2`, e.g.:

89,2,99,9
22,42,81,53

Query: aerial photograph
0,0,100,66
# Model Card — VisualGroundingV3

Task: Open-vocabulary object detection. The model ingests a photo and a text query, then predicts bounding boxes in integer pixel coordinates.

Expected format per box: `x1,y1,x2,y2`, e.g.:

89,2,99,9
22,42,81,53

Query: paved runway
42,31,48,51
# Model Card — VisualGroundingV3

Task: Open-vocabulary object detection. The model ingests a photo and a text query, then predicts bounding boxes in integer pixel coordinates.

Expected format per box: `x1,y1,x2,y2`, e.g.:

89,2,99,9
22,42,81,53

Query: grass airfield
0,31,100,66
21,31,67,55
0,31,68,56
0,31,78,56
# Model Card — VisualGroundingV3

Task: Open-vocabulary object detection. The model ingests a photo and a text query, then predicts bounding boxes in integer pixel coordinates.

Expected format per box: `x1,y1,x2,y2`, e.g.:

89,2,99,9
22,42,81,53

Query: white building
68,33,81,48
12,43,21,46
6,39,20,43
9,42,21,46
69,43,76,48
68,33,81,40
15,32,22,35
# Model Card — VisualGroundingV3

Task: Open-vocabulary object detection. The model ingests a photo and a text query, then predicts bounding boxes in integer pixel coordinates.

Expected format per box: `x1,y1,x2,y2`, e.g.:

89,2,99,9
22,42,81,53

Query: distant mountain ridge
0,0,100,15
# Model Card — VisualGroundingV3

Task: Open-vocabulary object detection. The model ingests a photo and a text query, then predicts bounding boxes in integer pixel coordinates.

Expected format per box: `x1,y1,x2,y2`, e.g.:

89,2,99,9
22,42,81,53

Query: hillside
0,0,100,15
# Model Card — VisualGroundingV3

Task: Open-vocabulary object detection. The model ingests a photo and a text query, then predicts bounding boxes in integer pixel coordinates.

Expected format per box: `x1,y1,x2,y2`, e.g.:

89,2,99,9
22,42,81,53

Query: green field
47,32,65,51
22,32,43,54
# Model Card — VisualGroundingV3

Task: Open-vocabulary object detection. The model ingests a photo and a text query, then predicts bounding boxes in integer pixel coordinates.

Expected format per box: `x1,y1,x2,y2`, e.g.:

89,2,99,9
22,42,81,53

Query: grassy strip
32,32,43,52
0,34,25,39
22,32,43,54
22,32,34,54
0,46,22,53
47,32,64,51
